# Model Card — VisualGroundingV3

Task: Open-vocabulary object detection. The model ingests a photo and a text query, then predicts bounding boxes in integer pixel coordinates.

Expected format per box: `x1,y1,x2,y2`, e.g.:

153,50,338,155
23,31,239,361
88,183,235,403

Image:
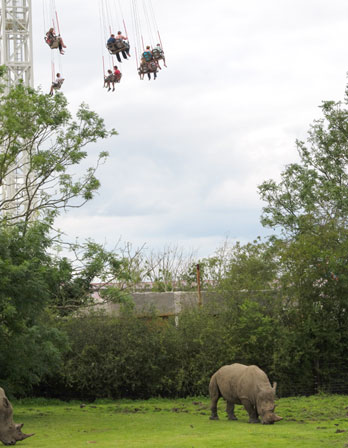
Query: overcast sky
31,0,348,257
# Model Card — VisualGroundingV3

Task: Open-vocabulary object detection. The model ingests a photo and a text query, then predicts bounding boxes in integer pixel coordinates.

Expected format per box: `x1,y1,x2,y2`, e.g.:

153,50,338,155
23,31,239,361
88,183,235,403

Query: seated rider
116,31,130,60
152,43,167,68
147,61,157,81
45,28,66,55
104,70,116,92
142,46,153,62
107,33,116,44
113,66,122,82
154,43,163,55
49,73,64,95
116,31,127,41
107,32,130,62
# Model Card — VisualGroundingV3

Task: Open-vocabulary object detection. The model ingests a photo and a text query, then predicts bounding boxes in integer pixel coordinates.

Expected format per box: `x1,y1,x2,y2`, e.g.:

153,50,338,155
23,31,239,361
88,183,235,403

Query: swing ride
99,0,167,88
2,0,166,95
0,0,166,219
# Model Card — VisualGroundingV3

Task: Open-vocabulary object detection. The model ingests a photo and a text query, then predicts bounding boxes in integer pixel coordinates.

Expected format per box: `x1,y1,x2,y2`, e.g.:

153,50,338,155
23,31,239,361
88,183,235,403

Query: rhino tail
209,374,222,399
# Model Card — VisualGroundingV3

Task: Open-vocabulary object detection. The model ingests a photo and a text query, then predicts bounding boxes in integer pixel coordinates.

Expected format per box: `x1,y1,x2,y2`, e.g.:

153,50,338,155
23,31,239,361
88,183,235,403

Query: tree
0,66,117,225
0,222,69,395
259,88,348,236
258,83,348,394
0,67,118,395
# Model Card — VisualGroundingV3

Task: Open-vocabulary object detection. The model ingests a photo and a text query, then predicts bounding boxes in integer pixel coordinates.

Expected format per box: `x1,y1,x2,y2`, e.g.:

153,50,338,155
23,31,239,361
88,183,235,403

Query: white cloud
31,0,348,256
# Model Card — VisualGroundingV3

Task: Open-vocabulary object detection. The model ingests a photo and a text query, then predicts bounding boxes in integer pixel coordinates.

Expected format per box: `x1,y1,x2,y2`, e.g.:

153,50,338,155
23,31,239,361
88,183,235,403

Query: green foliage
256,82,348,395
59,312,178,399
0,222,69,395
0,70,117,224
50,292,281,400
259,91,348,235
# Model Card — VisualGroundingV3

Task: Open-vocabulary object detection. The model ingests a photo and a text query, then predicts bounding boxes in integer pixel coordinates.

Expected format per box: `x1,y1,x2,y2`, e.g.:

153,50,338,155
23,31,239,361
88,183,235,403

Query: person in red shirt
113,66,122,83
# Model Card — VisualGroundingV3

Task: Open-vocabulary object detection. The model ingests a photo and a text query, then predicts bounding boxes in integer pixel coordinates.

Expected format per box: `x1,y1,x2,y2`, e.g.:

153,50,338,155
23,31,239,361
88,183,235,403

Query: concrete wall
90,291,218,317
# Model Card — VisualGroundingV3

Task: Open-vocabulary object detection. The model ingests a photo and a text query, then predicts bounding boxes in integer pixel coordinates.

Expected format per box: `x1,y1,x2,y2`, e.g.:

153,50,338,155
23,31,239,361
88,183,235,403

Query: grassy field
11,394,348,447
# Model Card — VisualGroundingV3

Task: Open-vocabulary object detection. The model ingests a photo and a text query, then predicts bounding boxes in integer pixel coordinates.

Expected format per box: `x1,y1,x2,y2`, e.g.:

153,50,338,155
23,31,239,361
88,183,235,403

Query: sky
31,0,348,257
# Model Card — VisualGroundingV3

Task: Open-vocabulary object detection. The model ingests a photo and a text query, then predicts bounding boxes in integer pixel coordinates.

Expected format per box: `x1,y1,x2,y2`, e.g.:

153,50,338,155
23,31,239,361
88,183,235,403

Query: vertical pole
196,264,202,307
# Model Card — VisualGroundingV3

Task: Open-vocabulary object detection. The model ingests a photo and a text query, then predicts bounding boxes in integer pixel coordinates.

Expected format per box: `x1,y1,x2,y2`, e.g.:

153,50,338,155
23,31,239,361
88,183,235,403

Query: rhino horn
19,432,35,441
15,424,34,441
272,414,283,422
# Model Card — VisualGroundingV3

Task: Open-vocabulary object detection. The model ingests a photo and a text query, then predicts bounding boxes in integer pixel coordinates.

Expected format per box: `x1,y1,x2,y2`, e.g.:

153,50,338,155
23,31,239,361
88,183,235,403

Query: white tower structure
0,0,34,217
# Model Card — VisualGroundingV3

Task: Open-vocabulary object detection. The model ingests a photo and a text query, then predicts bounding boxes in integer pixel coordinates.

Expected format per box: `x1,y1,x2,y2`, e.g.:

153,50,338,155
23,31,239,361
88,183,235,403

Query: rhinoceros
0,387,34,446
209,363,283,424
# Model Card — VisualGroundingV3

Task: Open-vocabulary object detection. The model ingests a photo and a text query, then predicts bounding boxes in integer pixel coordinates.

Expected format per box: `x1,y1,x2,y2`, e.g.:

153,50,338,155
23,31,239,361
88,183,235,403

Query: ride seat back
114,73,122,82
139,63,149,73
45,37,59,49
107,40,129,55
148,61,157,72
54,79,64,90
152,48,163,59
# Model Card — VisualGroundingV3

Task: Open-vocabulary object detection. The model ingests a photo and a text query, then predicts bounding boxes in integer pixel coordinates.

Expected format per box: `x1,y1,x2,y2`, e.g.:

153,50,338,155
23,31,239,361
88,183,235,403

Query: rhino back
214,364,273,404
214,363,248,402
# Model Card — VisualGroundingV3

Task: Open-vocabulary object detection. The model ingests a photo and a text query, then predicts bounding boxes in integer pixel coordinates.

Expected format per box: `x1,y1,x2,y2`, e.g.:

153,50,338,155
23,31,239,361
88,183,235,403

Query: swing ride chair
53,79,64,91
104,72,122,86
106,39,130,55
44,35,60,49
139,60,157,74
152,48,164,62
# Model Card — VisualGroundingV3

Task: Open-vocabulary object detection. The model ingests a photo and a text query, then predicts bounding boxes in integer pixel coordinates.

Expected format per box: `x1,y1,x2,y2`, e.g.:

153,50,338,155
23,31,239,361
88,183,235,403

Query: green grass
11,395,348,447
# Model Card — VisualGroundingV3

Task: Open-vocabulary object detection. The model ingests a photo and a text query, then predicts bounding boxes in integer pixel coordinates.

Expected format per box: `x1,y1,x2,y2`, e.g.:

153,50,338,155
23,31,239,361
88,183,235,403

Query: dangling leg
59,37,67,48
116,53,122,63
147,73,151,80
121,50,128,60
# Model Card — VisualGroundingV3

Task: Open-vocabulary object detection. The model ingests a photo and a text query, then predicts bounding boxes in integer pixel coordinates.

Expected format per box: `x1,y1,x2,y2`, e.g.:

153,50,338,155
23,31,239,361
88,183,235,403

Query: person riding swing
45,28,66,55
49,73,64,95
106,31,130,63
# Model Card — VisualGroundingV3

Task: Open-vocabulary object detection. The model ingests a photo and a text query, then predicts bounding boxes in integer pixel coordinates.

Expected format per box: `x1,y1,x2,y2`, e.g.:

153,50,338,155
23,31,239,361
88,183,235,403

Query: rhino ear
3,397,10,408
272,382,277,393
16,423,24,430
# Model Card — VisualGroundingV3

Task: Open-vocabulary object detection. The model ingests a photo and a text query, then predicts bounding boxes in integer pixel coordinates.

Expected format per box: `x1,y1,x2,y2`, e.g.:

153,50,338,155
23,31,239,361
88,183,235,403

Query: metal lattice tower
0,0,34,217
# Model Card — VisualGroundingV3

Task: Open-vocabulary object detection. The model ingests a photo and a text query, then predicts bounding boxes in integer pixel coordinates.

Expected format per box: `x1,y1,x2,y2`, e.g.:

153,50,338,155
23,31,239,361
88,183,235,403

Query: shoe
112,88,115,91
108,87,111,91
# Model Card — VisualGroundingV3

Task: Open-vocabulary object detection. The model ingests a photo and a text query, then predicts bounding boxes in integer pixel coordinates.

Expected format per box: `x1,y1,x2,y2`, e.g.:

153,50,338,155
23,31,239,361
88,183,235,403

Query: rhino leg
209,375,220,420
241,399,260,423
226,401,237,421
